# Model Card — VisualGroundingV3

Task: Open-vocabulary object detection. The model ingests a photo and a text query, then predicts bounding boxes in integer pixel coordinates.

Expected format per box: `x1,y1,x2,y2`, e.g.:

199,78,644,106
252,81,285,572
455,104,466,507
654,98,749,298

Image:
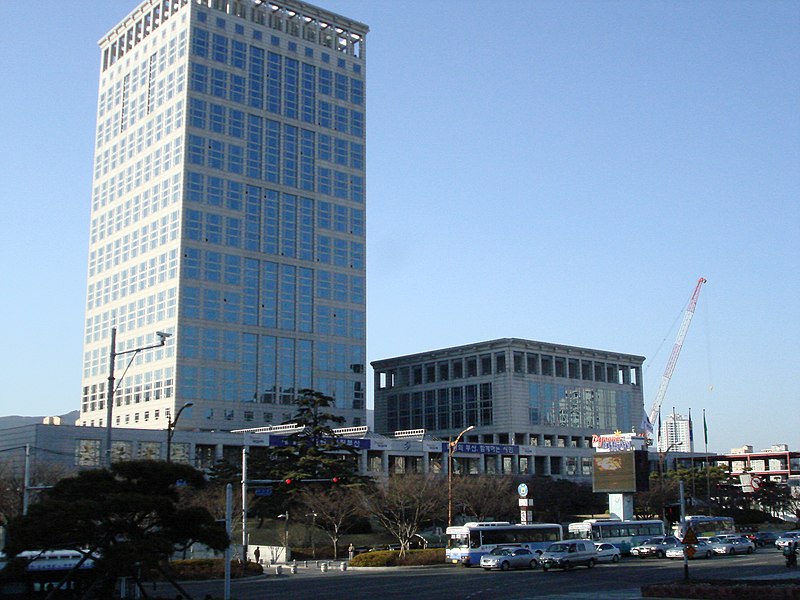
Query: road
155,548,796,600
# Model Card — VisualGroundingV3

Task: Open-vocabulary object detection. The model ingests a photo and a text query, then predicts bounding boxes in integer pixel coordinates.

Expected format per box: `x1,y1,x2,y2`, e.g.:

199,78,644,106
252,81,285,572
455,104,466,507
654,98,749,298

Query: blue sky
1,1,797,454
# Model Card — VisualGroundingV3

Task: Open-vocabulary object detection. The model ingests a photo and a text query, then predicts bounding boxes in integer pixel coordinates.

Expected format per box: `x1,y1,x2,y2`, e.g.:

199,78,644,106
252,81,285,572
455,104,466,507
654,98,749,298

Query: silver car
479,546,539,571
776,531,800,549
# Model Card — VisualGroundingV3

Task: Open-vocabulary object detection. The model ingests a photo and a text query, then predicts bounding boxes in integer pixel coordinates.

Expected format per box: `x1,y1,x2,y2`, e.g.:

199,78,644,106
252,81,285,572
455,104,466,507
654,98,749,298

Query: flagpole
704,409,711,510
689,408,696,503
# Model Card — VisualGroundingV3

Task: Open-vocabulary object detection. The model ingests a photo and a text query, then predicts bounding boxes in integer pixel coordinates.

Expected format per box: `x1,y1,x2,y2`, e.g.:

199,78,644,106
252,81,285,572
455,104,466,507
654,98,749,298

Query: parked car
776,532,800,550
631,536,681,558
704,536,753,555
747,531,780,547
539,541,596,571
479,546,539,571
594,543,621,563
665,540,714,560
728,537,756,554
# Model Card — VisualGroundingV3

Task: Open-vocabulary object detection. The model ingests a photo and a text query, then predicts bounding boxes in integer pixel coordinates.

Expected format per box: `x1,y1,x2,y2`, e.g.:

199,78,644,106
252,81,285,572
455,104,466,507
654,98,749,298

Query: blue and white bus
674,515,736,539
446,521,563,566
567,519,666,554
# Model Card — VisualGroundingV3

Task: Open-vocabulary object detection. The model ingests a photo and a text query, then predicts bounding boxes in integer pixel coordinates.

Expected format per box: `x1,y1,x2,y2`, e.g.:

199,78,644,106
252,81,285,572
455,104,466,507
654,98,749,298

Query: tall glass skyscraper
80,0,368,437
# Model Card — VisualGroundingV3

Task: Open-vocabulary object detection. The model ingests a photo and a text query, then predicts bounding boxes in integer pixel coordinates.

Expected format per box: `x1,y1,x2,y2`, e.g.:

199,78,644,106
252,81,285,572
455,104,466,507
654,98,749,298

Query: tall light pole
105,327,171,467
658,442,680,521
277,511,290,563
166,401,194,463
448,425,474,527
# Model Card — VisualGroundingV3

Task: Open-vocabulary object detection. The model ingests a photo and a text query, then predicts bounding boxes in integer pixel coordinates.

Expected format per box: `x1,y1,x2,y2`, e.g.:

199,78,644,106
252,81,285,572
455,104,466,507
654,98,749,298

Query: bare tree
359,474,445,556
453,475,518,522
298,485,362,559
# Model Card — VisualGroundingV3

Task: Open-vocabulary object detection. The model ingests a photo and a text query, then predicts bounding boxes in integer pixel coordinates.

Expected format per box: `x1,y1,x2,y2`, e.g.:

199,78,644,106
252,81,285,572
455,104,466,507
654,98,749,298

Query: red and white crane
645,277,707,438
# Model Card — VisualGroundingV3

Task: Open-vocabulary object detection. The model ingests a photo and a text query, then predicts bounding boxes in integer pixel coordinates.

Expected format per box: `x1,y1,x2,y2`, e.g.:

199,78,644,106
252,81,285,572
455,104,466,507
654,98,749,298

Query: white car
479,546,539,571
594,543,621,563
705,536,754,555
776,531,800,549
665,540,714,560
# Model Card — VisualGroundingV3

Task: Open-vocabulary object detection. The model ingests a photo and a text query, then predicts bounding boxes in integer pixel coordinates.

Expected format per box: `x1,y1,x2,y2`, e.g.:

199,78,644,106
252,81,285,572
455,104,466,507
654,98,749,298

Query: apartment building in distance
80,0,369,440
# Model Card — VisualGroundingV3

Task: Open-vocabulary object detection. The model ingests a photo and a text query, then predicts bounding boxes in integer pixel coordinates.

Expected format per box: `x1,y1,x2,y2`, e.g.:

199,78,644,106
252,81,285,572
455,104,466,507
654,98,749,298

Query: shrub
168,559,263,580
349,548,445,567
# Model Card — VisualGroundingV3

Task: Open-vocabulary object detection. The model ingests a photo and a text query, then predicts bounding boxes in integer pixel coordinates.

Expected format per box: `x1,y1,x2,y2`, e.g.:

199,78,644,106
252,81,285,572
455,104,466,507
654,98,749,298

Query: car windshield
546,543,569,553
645,538,664,544
490,548,512,556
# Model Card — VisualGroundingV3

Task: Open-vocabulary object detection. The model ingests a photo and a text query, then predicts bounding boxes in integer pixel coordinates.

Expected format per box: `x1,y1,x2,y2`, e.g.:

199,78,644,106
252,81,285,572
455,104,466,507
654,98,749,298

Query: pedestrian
254,546,261,564
348,543,355,561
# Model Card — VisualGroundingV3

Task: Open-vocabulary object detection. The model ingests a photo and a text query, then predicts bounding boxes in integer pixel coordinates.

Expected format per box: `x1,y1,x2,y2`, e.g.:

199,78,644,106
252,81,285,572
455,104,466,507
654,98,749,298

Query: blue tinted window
189,98,207,129
192,29,209,57
230,74,246,103
190,63,208,93
228,144,244,174
187,135,205,165
248,46,264,109
208,176,223,206
267,52,282,114
231,40,246,68
211,69,227,98
209,104,225,133
319,69,332,96
212,33,228,63
229,109,245,138
227,181,243,211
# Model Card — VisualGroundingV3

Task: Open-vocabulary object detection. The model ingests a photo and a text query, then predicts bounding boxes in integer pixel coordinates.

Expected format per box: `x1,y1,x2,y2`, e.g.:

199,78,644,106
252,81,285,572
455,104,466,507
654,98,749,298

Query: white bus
674,515,736,539
567,519,666,554
446,521,563,566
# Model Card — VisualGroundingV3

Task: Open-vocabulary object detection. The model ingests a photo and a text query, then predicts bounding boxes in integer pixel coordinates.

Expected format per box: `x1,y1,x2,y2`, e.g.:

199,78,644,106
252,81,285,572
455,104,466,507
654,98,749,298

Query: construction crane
645,277,707,440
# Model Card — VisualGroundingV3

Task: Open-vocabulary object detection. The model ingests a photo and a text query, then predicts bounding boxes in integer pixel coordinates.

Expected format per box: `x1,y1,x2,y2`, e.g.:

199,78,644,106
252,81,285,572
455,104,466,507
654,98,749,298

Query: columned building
79,0,368,440
372,338,646,477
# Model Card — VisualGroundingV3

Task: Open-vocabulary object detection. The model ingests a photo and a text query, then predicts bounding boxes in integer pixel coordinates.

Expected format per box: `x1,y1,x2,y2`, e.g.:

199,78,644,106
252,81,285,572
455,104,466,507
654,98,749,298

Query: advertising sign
592,451,637,493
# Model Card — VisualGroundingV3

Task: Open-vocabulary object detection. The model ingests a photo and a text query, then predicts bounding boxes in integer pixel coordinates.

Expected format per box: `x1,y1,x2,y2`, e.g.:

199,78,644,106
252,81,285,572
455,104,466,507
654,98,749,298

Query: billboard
592,450,650,493
592,452,637,493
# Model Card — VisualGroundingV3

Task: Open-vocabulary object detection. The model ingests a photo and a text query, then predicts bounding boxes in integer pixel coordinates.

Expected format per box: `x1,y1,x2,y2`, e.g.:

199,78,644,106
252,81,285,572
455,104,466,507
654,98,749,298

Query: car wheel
500,561,510,571
542,565,550,572
529,560,538,570
563,561,571,570
706,552,712,558
656,551,664,558
587,559,595,569
612,554,620,563
727,548,734,555
747,547,754,554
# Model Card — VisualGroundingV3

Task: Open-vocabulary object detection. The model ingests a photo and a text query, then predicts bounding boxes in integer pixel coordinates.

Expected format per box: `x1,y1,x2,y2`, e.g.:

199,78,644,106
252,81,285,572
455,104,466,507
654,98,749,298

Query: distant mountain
0,410,79,429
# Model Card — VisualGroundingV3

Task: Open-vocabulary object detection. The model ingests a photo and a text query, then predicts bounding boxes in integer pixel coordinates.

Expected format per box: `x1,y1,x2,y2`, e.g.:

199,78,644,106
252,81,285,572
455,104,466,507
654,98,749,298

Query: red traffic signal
331,476,341,484
284,478,293,485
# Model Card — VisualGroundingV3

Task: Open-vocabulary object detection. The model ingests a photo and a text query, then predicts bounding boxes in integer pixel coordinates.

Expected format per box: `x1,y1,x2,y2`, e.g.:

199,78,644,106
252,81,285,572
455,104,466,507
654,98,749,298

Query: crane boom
646,277,707,435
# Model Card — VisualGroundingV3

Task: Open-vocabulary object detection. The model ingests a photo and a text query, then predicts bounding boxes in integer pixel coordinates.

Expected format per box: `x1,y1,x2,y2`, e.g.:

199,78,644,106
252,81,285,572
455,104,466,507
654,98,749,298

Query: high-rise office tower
80,0,368,439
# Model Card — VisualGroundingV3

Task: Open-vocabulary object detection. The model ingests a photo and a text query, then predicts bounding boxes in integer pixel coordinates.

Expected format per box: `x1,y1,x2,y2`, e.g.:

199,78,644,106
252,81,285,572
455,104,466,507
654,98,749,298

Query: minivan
539,540,596,571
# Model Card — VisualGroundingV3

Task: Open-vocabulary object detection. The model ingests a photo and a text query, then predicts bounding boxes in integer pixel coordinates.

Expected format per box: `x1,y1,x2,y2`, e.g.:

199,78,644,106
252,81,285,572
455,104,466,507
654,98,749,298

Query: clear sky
1,1,797,454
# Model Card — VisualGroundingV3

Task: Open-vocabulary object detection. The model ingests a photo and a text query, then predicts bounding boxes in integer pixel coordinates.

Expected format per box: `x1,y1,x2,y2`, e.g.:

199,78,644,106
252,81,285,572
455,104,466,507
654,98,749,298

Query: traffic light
664,504,680,522
284,478,294,485
331,476,342,484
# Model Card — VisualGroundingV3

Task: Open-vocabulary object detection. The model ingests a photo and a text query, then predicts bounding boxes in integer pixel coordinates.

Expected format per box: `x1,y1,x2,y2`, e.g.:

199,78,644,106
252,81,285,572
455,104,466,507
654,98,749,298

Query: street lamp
658,442,681,483
658,442,681,522
105,327,171,467
306,512,318,559
277,511,290,563
166,401,194,463
447,425,474,527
